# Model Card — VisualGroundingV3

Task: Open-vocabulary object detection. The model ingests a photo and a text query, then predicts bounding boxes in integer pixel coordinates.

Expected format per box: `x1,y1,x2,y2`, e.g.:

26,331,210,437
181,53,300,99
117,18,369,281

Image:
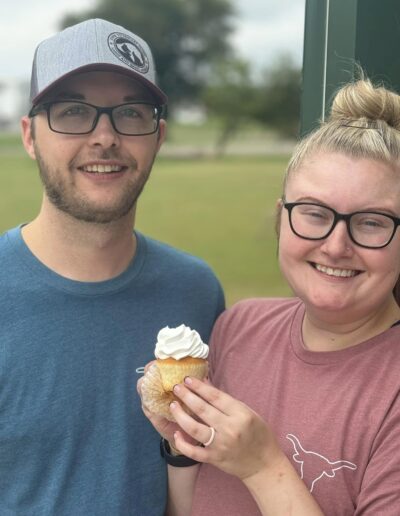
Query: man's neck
21,207,137,282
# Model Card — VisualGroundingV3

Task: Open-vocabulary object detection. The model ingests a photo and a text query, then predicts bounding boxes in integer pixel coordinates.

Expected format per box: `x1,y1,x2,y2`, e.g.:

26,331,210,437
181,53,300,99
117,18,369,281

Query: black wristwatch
160,438,199,467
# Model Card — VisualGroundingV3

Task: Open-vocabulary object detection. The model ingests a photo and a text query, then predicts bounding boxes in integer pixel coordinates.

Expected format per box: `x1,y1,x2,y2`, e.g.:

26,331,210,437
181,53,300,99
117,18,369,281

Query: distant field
0,131,292,306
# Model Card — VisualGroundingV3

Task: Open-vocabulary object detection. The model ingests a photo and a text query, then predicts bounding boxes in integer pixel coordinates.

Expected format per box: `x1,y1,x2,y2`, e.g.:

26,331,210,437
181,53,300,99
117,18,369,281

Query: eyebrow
291,197,399,216
292,196,322,204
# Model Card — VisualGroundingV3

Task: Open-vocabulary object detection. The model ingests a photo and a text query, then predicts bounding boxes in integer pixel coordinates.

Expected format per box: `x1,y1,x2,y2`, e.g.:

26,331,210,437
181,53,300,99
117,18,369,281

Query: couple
2,17,400,516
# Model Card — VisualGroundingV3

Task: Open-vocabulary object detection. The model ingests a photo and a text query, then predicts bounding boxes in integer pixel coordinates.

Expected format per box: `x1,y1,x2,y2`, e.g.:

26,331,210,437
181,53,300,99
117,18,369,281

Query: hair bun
329,79,400,130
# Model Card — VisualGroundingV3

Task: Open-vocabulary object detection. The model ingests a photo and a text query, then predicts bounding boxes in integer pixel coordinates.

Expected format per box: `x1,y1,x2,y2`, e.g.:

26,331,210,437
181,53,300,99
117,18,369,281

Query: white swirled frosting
154,324,209,360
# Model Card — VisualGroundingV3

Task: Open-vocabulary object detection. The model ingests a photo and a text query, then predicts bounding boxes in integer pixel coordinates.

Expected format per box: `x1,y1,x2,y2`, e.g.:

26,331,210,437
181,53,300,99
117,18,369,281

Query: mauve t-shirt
191,298,400,515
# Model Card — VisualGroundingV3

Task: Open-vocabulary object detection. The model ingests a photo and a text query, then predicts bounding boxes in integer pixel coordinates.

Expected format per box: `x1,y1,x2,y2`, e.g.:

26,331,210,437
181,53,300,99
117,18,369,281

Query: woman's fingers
169,399,217,446
170,378,251,446
173,430,214,462
175,376,245,418
172,382,227,430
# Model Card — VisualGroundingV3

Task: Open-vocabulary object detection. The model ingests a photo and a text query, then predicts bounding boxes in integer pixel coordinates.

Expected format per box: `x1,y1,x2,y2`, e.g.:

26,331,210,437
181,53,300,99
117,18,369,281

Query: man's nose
87,113,120,148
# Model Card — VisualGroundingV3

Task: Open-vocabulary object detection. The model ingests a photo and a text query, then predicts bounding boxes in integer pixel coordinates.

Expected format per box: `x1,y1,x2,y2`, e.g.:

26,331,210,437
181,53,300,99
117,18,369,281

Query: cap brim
31,63,167,106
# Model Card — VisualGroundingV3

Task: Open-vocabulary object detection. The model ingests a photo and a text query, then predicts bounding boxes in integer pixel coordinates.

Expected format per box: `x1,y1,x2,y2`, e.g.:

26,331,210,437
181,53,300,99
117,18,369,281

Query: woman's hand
169,376,284,480
140,373,323,514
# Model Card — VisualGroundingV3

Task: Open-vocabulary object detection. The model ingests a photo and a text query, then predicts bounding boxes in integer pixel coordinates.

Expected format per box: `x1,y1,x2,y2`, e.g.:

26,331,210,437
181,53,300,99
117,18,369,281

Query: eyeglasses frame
28,99,165,136
283,201,400,249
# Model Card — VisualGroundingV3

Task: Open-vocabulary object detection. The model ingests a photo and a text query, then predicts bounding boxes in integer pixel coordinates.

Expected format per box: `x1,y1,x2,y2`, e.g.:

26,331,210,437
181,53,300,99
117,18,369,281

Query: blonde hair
283,77,400,190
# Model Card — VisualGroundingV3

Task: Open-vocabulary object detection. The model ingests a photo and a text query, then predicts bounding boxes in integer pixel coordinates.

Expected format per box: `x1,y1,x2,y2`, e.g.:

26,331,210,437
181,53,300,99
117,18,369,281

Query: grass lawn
0,132,292,306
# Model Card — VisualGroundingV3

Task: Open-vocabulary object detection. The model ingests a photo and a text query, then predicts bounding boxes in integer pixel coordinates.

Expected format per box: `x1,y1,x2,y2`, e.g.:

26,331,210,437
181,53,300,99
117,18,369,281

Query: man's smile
81,163,125,173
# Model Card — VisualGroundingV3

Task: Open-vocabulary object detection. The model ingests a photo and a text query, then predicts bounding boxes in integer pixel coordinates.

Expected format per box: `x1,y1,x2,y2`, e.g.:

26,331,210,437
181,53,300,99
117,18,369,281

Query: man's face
21,71,166,224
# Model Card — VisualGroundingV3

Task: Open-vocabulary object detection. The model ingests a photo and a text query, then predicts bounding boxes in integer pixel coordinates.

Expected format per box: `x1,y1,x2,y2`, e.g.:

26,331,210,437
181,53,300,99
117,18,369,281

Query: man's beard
34,145,154,224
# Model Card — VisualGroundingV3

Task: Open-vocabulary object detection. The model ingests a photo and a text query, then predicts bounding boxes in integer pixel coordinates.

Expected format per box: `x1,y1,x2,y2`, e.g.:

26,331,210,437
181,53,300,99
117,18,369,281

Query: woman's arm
241,455,323,515
170,377,323,516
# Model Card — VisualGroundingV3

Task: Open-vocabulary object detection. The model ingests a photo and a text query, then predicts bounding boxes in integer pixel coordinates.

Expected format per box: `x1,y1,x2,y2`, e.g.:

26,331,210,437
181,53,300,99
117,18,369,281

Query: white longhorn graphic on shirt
286,434,357,492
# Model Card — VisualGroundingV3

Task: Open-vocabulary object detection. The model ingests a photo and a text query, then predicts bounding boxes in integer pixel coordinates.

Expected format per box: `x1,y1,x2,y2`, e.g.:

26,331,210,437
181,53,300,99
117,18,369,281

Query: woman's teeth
314,263,358,277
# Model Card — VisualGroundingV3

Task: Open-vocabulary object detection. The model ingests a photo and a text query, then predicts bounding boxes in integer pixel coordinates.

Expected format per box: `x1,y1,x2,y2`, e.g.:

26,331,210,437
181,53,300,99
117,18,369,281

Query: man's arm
166,464,200,516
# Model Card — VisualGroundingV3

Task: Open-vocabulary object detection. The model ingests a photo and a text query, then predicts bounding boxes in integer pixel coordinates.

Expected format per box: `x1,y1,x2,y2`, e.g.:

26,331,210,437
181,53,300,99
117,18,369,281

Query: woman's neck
302,298,400,352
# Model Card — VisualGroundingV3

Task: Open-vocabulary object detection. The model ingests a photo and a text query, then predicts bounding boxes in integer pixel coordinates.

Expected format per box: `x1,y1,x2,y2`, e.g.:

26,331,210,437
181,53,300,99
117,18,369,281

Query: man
0,19,224,516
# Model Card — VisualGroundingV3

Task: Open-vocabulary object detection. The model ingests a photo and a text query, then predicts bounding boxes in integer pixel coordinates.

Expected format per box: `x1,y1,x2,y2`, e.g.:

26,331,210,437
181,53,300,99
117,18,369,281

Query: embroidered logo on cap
108,32,149,73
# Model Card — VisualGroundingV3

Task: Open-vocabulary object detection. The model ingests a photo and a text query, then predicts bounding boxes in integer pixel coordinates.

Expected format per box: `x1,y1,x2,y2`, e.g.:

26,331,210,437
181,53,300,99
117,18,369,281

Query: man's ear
156,119,167,152
21,116,37,160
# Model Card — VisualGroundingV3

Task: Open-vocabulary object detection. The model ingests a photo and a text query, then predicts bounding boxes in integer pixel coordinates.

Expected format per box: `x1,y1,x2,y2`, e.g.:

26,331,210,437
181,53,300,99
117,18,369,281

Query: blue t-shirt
0,227,225,516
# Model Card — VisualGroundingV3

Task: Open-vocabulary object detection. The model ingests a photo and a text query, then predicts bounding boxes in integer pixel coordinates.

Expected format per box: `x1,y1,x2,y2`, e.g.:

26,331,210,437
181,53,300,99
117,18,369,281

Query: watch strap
160,438,199,467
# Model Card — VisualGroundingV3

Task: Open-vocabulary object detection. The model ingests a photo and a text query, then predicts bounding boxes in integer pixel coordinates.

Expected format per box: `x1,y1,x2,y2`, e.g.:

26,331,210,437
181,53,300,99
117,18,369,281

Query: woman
140,77,400,515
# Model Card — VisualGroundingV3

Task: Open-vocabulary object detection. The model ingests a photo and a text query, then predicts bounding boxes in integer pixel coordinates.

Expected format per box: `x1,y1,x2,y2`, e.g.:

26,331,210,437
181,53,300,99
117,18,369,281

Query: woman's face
279,151,400,324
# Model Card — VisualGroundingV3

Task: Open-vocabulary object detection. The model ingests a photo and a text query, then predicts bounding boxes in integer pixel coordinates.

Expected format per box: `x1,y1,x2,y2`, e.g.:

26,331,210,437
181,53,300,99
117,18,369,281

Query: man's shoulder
0,226,19,254
139,233,225,322
141,233,218,275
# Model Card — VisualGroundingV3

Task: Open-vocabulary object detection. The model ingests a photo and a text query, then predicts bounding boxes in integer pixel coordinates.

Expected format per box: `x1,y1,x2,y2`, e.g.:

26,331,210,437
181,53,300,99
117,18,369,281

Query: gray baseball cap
30,18,167,106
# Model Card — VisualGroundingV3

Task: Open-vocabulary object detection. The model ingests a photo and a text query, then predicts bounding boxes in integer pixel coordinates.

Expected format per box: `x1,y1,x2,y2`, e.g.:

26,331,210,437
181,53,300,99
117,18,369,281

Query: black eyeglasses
29,100,164,136
283,201,400,249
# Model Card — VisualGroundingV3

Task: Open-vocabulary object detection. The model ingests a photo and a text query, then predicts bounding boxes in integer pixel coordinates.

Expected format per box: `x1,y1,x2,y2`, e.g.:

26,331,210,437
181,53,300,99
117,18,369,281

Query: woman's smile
310,262,362,278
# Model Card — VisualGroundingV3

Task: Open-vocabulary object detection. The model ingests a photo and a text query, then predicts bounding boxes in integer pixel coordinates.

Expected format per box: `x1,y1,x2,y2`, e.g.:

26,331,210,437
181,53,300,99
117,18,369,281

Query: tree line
62,0,301,149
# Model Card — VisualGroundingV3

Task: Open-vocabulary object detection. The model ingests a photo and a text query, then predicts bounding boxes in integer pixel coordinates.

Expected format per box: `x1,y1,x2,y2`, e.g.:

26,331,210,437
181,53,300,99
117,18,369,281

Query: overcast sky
1,0,305,80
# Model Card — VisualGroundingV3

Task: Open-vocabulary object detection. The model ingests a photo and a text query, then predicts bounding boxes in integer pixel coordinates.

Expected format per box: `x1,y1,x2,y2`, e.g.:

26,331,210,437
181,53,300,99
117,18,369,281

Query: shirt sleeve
208,309,227,383
207,302,242,383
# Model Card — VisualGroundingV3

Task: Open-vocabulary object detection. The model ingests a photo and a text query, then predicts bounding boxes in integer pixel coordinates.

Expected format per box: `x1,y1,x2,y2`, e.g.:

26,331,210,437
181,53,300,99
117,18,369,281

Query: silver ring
203,426,216,447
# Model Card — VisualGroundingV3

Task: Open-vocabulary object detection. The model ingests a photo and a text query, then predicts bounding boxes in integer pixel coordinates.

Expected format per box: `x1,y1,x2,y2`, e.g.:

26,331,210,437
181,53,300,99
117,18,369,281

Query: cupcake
141,324,209,421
